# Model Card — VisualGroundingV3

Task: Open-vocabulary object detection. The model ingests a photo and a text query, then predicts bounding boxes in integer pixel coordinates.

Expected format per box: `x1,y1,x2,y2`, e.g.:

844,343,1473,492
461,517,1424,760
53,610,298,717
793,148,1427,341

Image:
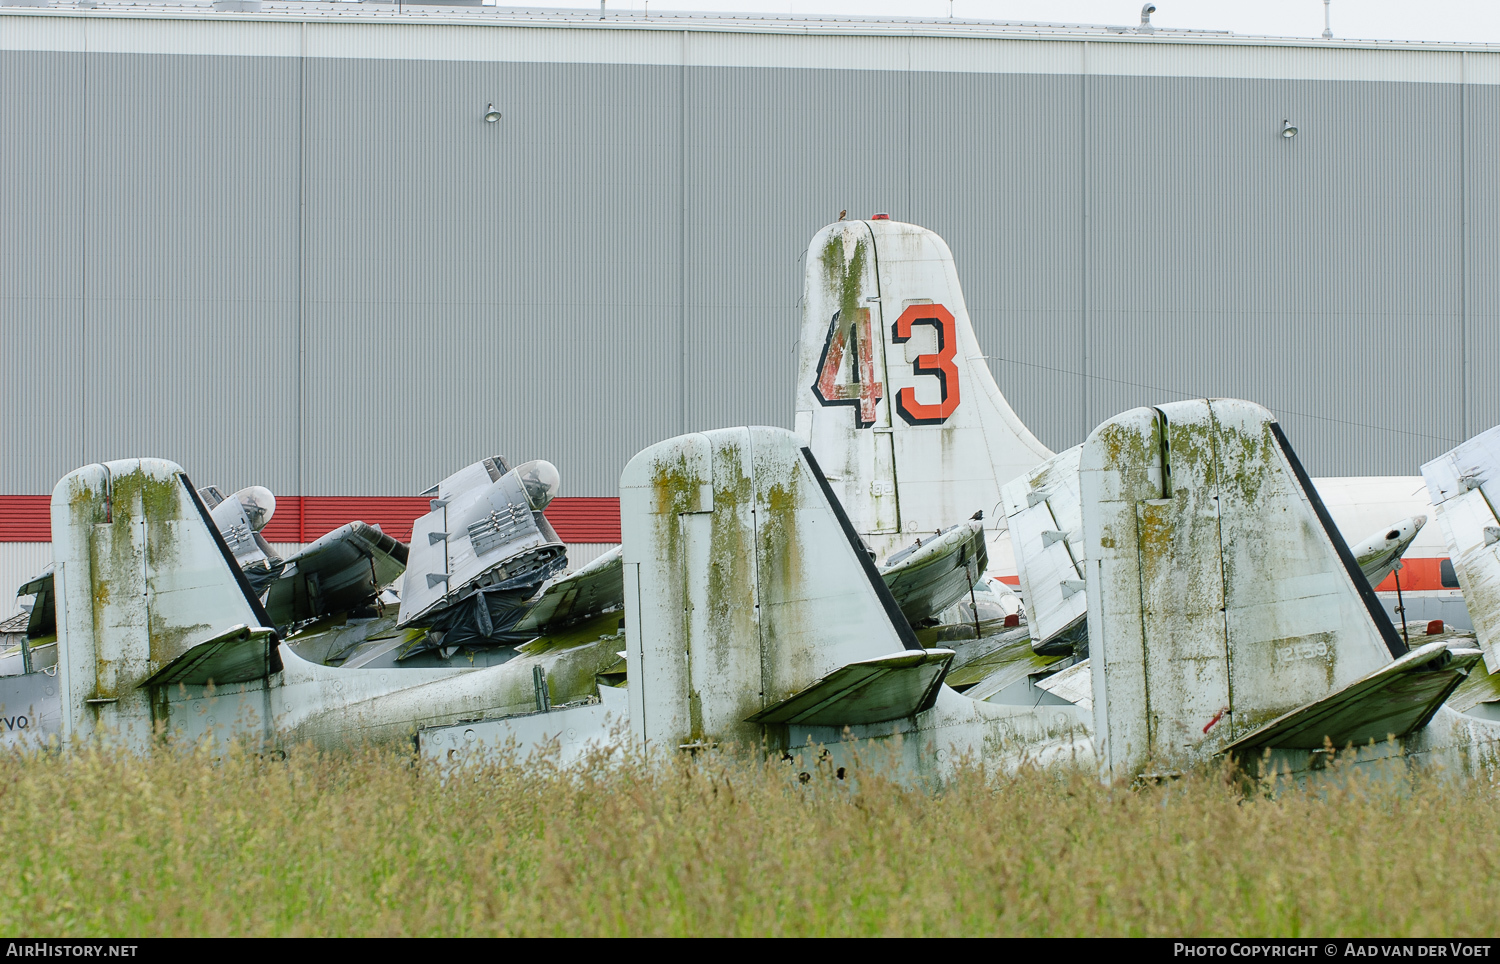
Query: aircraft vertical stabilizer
620,426,923,753
1423,425,1500,674
795,219,1053,567
51,460,278,748
1081,400,1404,781
1001,444,1087,652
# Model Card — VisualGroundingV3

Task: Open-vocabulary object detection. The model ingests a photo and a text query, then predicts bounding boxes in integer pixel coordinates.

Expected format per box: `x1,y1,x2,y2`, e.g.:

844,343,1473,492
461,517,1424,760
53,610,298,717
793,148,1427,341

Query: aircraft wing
1423,426,1500,673
745,649,953,726
941,626,1067,701
1001,445,1087,653
509,546,625,636
1224,642,1480,753
265,522,409,626
878,520,986,626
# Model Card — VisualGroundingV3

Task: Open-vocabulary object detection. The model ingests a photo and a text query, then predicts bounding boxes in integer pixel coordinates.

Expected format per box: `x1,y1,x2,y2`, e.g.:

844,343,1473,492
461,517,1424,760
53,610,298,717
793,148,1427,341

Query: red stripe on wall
0,495,622,546
257,497,434,544
539,497,625,544
0,496,50,542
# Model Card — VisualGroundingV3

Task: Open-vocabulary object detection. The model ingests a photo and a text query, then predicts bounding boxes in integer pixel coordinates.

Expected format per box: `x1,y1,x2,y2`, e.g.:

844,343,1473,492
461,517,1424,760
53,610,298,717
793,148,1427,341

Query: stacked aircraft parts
9,218,1500,785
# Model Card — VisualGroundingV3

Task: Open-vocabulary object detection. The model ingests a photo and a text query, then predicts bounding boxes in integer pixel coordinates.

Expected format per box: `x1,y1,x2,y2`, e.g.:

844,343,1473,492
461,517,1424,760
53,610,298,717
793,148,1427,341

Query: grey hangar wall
3,28,1496,501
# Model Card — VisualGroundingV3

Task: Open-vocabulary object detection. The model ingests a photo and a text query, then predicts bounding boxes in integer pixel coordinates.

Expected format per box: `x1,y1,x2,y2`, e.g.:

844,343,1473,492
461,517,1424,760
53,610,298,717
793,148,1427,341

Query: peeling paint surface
796,219,1052,568
50,460,273,747
622,427,913,751
620,425,1092,776
39,458,631,754
1083,400,1405,782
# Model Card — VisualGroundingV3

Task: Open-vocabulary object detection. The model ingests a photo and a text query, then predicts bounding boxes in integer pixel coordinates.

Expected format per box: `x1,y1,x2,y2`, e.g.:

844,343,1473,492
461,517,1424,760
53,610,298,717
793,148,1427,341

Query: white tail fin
1081,399,1403,781
795,220,1052,567
51,459,277,747
620,426,922,753
1000,444,1087,651
1423,424,1500,673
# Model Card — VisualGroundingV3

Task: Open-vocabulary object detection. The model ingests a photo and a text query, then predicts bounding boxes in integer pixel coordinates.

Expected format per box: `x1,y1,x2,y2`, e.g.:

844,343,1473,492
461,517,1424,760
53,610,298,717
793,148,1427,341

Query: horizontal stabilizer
878,521,986,626
1224,642,1480,753
17,569,51,597
1447,654,1500,715
745,649,953,726
511,546,625,635
16,567,55,641
942,628,1064,700
1035,658,1093,711
140,624,279,688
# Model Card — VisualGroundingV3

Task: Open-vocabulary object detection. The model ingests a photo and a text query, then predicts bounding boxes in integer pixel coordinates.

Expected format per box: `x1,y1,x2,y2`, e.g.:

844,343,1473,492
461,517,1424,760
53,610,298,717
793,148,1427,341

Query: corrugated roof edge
4,3,1500,52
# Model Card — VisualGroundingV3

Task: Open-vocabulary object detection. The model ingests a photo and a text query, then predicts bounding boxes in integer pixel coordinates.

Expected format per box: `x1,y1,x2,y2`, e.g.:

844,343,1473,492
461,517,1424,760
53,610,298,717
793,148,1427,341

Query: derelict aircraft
5,217,1500,784
794,217,1453,646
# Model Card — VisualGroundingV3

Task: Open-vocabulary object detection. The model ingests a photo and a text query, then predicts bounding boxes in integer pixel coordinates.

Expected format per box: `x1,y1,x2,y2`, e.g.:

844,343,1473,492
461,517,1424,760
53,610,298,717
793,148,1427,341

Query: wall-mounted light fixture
484,104,502,123
1281,119,1298,139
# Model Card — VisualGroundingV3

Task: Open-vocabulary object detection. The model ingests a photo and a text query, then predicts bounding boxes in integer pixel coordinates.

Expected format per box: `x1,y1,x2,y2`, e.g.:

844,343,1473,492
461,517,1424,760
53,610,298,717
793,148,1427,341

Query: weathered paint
622,427,883,751
1423,425,1500,675
1036,658,1093,711
745,649,953,727
38,458,628,753
1447,650,1500,716
940,627,1066,697
0,669,62,748
1245,706,1500,788
1001,444,1088,649
620,425,1093,775
1082,400,1411,782
795,219,1053,570
50,459,277,747
795,221,1454,650
418,683,630,769
1225,641,1480,753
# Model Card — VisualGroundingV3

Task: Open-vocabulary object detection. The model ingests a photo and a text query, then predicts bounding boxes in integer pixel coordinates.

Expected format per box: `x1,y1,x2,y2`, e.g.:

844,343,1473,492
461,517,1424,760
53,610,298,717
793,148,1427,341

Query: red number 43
812,302,962,428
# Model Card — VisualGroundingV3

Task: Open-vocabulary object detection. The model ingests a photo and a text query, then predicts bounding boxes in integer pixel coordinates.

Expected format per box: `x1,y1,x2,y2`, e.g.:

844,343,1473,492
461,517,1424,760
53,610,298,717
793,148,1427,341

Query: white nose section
1349,514,1427,587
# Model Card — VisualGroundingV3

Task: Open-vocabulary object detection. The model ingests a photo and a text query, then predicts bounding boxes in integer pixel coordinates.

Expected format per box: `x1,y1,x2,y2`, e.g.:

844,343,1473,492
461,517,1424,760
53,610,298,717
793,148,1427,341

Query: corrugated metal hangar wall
2,12,1499,613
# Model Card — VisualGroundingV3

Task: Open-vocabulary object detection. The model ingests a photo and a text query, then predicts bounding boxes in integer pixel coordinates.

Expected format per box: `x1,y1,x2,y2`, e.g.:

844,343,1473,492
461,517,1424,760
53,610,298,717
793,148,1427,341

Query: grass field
0,740,1495,937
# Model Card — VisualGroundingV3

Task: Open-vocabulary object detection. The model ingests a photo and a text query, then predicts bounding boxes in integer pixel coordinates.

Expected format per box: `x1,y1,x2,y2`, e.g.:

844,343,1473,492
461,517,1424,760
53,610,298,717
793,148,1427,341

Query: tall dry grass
0,739,1495,937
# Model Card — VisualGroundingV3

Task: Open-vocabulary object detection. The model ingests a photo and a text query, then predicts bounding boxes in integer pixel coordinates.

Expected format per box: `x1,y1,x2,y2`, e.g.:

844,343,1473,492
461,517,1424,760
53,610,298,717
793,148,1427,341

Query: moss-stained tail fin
1081,399,1400,782
794,219,1053,571
52,459,276,748
619,427,920,755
